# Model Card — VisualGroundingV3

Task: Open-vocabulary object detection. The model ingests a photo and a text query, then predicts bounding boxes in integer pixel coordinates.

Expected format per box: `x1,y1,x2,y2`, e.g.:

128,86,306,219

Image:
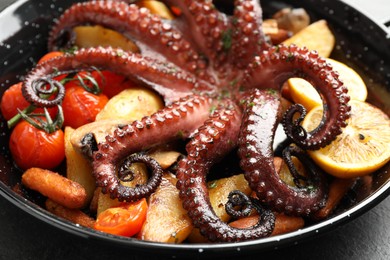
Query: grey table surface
0,0,390,259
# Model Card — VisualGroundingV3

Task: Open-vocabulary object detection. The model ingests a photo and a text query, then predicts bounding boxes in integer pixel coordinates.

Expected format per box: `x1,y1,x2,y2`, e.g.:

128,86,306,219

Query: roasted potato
138,173,193,243
187,174,252,243
137,1,175,19
73,25,139,52
95,88,164,121
65,127,96,203
282,20,335,58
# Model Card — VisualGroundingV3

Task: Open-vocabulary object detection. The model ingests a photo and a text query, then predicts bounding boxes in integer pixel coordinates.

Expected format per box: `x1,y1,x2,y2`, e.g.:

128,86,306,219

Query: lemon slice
302,100,390,178
287,78,322,111
287,58,368,111
327,58,368,101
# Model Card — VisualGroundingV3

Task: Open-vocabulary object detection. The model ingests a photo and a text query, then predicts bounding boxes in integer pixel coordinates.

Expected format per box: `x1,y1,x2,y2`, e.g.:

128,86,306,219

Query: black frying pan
0,0,389,258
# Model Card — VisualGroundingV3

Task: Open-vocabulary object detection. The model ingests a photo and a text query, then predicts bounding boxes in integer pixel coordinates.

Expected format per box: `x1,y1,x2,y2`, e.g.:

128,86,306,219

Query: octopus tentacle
177,101,275,242
231,0,270,69
238,88,328,216
110,153,163,202
22,47,213,106
242,44,351,150
48,1,209,78
163,0,230,68
92,94,214,201
225,190,273,225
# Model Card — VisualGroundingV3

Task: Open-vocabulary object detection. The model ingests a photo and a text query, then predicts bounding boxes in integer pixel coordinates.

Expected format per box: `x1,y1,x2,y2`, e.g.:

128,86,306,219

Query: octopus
20,0,351,242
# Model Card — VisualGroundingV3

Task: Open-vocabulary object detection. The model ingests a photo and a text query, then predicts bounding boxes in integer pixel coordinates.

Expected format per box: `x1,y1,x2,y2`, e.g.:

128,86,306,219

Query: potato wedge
95,88,164,121
263,19,290,44
65,127,96,204
278,156,307,187
208,174,252,222
187,174,252,243
73,25,139,52
137,1,175,20
70,119,132,155
282,20,335,58
138,173,193,243
148,149,182,170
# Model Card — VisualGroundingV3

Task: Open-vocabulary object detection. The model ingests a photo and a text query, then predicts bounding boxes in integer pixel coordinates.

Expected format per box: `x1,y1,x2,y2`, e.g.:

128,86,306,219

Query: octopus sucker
231,0,269,69
19,0,353,242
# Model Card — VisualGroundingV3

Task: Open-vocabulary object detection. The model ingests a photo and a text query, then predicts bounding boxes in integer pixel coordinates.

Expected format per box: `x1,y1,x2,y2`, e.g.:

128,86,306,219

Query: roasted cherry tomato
62,83,109,128
0,82,58,121
37,51,64,64
94,198,148,237
70,70,137,98
9,120,65,170
96,71,138,98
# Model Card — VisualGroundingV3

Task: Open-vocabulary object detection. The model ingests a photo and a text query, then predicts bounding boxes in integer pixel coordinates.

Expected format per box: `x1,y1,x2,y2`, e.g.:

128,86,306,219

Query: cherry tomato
69,70,137,98
0,82,58,121
62,84,109,128
96,71,138,98
37,51,64,64
9,120,65,170
94,198,148,237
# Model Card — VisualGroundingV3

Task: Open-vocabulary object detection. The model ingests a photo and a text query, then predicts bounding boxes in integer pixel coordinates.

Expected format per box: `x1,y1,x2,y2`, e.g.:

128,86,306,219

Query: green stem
6,89,58,129
7,104,36,128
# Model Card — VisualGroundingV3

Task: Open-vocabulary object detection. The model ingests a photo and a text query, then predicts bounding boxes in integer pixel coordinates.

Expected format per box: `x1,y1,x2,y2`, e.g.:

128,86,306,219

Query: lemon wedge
302,100,390,178
287,58,367,111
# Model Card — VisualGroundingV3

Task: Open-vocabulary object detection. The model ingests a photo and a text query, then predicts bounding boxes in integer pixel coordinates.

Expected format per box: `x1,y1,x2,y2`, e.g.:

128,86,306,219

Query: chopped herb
176,130,184,139
286,52,295,62
222,29,232,52
62,46,78,55
229,79,238,87
208,180,218,189
306,185,317,192
209,105,217,114
248,102,255,107
221,89,230,98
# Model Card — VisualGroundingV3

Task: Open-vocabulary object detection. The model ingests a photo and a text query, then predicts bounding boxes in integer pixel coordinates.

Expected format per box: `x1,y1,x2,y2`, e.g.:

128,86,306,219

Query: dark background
0,0,390,259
